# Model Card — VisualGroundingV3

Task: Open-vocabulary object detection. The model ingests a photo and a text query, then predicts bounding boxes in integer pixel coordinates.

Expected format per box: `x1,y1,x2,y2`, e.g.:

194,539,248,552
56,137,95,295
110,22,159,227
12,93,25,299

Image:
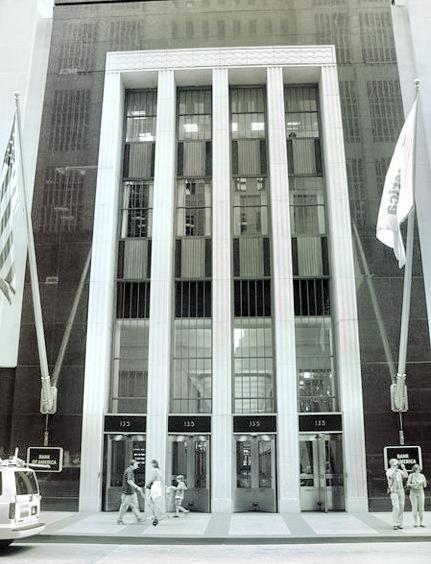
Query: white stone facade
79,46,368,513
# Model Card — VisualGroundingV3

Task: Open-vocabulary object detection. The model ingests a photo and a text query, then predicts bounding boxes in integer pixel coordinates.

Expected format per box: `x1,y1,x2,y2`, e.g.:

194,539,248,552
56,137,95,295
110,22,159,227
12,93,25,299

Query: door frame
232,433,278,513
299,432,344,512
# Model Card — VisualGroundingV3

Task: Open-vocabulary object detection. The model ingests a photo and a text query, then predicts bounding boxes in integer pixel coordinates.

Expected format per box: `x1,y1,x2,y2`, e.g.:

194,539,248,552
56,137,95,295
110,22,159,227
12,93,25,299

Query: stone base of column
345,496,369,513
79,495,101,513
212,498,232,513
278,497,301,514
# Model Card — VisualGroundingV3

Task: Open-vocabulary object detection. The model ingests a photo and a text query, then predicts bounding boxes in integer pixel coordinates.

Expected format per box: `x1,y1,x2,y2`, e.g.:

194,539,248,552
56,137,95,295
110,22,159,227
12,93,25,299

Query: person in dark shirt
117,459,143,525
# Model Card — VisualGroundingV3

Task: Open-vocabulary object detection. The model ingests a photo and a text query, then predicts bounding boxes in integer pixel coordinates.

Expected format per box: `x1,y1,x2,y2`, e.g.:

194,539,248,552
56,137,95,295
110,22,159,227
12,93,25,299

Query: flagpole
352,222,395,380
14,92,56,415
395,79,420,445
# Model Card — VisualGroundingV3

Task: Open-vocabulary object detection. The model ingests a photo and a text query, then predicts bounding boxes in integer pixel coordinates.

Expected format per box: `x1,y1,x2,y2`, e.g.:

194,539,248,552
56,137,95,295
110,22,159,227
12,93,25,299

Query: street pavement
26,510,431,543
2,541,431,563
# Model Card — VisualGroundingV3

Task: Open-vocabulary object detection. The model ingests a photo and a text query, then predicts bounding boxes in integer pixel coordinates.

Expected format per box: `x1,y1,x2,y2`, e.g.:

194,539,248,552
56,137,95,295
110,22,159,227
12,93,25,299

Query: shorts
174,498,184,507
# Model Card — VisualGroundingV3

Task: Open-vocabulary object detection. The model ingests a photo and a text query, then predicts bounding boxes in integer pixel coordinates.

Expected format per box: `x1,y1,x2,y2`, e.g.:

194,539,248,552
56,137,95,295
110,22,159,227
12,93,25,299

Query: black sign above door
384,445,423,472
299,413,342,433
233,415,277,433
168,415,211,434
104,414,147,434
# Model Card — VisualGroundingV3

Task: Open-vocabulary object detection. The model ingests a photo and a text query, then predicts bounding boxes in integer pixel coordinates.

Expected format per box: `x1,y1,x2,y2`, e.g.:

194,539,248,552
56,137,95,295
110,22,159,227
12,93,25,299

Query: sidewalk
24,511,431,545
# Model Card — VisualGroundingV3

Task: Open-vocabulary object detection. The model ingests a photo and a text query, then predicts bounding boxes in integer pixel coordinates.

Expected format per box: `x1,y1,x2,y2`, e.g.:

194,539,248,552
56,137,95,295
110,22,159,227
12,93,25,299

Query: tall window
171,88,212,414
231,86,275,414
110,90,156,414
285,86,337,414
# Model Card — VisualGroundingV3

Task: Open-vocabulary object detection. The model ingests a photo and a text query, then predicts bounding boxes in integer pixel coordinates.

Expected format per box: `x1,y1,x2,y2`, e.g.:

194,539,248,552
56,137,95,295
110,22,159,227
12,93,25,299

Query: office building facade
0,0,429,513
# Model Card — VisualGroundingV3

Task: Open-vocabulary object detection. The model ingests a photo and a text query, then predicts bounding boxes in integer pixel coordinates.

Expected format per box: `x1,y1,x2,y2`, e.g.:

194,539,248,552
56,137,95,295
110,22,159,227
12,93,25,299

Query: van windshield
15,471,39,495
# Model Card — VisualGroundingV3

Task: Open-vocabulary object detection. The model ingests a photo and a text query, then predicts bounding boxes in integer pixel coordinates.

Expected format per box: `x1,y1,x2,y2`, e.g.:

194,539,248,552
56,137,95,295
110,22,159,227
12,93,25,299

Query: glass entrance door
299,433,344,511
167,435,210,512
234,434,276,512
103,435,146,511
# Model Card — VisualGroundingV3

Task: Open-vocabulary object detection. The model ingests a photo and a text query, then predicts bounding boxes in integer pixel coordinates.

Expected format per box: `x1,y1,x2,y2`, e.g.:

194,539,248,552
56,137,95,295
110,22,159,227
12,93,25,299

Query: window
295,318,337,412
289,178,326,236
233,318,274,413
111,321,149,413
171,318,212,413
285,86,322,176
176,180,211,237
177,89,212,177
49,89,90,152
367,80,403,143
293,279,330,316
359,11,396,64
175,281,211,318
120,181,153,238
234,280,271,317
117,281,150,319
123,90,157,179
15,471,39,495
232,178,268,236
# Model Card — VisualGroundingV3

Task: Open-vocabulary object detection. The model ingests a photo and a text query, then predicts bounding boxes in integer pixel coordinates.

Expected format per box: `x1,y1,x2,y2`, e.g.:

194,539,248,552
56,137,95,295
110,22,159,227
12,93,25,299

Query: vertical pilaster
267,66,300,513
320,65,368,513
211,67,232,513
79,72,124,511
146,70,176,480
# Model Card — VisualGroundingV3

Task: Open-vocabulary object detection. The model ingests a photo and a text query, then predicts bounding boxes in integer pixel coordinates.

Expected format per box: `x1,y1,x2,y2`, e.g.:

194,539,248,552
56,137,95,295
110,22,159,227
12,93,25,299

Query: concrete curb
18,534,431,545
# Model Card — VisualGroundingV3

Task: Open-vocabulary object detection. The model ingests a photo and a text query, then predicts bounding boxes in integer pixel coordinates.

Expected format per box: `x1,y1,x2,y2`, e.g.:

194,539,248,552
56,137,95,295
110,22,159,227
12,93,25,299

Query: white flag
0,117,18,304
376,98,418,268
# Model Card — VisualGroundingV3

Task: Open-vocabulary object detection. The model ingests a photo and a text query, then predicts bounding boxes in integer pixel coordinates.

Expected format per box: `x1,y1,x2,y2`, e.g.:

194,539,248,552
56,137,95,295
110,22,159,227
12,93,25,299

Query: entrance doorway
234,434,277,512
103,434,146,511
167,435,210,512
299,433,344,511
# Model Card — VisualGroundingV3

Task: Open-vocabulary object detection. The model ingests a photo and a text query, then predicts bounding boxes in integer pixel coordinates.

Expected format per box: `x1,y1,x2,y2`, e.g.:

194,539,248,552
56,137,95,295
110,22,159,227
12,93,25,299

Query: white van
0,457,45,547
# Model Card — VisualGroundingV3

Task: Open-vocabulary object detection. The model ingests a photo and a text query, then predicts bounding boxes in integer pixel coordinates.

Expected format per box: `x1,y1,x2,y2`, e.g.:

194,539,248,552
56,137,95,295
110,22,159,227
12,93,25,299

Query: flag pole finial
13,91,20,110
414,79,420,91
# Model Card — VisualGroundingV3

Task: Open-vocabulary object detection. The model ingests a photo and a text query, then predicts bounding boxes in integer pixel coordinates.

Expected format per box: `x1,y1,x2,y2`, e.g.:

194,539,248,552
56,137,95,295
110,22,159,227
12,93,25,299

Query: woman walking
407,464,427,527
145,459,165,526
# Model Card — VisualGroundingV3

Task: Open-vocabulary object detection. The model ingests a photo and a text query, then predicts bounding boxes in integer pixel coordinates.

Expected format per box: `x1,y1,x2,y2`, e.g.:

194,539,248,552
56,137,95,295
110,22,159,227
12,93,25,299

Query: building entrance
103,434,146,511
167,435,210,512
299,433,344,511
234,434,277,512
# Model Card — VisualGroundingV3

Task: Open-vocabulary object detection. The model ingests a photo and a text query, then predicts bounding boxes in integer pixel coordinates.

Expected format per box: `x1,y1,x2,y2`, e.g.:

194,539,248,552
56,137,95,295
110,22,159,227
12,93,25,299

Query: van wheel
0,540,13,548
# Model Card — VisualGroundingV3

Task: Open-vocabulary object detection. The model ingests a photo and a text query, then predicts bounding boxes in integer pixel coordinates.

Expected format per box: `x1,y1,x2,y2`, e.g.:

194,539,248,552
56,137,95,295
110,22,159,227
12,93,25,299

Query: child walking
173,475,190,517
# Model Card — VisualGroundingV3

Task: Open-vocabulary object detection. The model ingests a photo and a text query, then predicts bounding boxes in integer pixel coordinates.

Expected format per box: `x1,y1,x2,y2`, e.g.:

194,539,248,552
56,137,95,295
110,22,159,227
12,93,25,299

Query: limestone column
79,72,124,511
320,65,368,513
266,66,300,513
146,70,176,481
211,67,233,513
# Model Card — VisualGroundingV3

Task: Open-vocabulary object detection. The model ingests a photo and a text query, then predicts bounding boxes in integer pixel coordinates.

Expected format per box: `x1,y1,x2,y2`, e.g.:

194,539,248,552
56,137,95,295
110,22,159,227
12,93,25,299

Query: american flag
0,118,18,304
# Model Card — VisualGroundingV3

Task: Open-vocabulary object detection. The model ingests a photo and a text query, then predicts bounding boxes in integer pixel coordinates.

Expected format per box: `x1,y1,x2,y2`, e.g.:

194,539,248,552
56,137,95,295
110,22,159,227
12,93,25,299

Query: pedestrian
407,464,427,527
117,459,143,525
145,459,165,526
386,458,408,530
173,475,190,518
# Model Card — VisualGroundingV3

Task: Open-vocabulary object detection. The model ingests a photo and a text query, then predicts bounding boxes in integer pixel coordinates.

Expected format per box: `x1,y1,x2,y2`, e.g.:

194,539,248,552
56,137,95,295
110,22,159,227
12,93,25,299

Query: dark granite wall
0,0,429,510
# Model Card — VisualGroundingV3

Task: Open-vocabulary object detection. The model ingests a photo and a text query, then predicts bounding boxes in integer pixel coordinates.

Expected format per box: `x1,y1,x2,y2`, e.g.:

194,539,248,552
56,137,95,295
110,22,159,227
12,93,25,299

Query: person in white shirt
407,464,427,527
145,459,165,526
386,458,408,530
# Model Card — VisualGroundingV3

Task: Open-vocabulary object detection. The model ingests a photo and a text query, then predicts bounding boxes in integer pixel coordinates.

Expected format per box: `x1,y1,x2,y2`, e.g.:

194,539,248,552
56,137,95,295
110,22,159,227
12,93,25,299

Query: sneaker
420,524,426,528
173,515,179,518
397,526,403,529
393,526,398,530
117,520,125,525
414,524,419,527
152,519,159,526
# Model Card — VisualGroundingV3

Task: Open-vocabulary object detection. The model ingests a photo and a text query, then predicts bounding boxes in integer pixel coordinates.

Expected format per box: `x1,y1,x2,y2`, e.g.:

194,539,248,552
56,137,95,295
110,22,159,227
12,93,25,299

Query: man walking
386,458,408,530
117,459,143,525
